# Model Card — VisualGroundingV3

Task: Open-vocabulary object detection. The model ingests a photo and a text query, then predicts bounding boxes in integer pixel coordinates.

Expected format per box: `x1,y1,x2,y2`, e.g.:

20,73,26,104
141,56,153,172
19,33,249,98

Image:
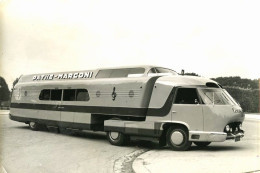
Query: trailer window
39,89,50,100
174,88,199,104
96,68,145,78
51,89,62,101
63,89,76,101
76,89,90,101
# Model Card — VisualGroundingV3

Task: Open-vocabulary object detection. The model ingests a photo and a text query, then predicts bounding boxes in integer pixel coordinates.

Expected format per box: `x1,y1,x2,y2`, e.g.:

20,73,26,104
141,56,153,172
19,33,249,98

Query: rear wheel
107,131,128,146
194,142,211,147
29,121,39,131
166,126,191,151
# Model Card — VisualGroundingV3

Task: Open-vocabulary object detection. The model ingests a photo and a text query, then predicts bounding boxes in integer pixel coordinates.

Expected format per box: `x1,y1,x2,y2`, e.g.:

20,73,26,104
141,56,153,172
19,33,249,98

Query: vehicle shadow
189,145,247,151
13,125,247,151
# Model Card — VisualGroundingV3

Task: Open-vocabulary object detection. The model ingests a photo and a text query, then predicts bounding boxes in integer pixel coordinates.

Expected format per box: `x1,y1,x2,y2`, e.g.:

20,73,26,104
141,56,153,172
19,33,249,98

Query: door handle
172,111,176,113
58,106,64,109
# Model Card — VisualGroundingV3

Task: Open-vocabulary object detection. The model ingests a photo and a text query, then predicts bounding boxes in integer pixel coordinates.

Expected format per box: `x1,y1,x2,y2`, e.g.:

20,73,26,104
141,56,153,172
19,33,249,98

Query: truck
9,66,245,151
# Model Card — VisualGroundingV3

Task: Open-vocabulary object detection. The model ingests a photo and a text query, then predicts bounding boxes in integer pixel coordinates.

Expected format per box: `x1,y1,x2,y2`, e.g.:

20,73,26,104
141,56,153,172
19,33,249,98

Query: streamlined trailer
9,66,245,150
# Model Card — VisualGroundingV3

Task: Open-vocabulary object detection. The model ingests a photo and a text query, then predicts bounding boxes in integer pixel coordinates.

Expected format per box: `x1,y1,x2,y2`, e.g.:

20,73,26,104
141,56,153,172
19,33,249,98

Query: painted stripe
146,87,176,116
104,126,162,137
10,114,162,137
10,114,92,130
10,87,176,117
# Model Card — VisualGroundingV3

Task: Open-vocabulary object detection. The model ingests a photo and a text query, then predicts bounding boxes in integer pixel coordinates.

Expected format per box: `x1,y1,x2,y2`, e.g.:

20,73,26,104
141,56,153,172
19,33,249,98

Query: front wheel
106,131,128,146
194,142,211,147
166,126,191,151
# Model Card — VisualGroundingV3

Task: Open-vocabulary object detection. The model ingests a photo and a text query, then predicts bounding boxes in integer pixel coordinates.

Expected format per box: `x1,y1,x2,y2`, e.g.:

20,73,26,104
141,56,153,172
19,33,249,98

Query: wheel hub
170,131,184,145
30,122,36,128
110,132,119,140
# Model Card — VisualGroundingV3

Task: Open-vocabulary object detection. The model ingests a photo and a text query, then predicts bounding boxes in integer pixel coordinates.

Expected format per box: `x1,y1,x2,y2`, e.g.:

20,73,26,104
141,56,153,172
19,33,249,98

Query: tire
166,126,191,151
29,121,39,131
194,142,211,147
106,131,128,146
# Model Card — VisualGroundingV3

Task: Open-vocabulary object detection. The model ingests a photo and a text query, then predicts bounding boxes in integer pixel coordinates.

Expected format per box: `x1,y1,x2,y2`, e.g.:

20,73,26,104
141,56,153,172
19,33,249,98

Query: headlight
239,124,242,130
225,125,230,132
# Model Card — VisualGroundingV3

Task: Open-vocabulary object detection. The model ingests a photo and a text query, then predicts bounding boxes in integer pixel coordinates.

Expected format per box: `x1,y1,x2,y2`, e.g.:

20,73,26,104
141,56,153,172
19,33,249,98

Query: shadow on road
189,145,246,151
12,125,247,152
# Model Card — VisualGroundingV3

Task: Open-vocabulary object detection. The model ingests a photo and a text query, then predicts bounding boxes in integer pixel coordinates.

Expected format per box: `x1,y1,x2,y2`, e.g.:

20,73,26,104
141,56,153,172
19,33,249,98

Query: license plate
235,136,240,142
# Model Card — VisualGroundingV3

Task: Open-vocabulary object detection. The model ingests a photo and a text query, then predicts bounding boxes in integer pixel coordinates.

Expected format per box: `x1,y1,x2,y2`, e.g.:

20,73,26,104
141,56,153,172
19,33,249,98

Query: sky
1,0,260,89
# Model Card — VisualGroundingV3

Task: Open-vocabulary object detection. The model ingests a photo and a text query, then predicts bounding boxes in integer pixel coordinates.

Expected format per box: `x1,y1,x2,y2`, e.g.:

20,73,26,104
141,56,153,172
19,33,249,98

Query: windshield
198,88,237,105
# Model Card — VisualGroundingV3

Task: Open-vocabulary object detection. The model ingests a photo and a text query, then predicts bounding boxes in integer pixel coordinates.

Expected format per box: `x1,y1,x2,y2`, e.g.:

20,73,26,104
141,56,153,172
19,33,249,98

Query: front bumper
189,131,227,142
226,130,244,141
189,130,244,142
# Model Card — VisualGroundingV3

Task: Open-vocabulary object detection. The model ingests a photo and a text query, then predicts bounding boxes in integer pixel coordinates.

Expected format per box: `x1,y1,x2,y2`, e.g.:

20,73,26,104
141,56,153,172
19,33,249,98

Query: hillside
212,77,259,113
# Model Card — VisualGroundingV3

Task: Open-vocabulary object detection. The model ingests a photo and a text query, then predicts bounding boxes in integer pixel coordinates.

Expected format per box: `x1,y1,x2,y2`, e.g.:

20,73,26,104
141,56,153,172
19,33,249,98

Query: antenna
181,69,185,75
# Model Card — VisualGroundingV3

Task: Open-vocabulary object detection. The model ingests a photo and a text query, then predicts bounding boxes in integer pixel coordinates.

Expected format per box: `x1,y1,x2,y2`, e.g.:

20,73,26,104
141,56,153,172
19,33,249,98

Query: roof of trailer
17,65,163,84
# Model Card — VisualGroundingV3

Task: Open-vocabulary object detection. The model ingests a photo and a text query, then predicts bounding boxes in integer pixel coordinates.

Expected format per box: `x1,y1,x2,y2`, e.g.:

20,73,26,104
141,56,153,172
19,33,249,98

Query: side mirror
195,99,199,104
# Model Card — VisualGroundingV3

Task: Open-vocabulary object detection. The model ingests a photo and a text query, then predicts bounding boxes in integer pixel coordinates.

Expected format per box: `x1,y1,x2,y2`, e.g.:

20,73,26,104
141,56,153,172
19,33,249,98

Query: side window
96,69,113,78
51,89,62,101
76,89,90,101
63,89,76,101
155,67,169,73
174,88,199,104
148,68,157,74
110,69,129,78
39,89,51,100
96,68,145,78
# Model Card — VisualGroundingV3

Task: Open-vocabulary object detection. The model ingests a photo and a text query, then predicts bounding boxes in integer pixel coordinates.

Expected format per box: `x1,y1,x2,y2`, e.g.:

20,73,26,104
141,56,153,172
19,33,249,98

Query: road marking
113,149,148,173
1,166,7,173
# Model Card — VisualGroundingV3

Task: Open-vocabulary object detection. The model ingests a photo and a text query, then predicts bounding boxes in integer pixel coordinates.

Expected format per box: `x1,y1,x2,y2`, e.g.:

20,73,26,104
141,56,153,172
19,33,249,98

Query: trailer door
38,89,62,122
61,89,76,123
171,88,203,131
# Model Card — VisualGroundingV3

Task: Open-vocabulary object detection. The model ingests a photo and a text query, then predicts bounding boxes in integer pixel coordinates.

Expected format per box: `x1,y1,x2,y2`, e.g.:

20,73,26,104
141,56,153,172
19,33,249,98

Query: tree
0,76,10,101
184,72,200,76
212,77,259,113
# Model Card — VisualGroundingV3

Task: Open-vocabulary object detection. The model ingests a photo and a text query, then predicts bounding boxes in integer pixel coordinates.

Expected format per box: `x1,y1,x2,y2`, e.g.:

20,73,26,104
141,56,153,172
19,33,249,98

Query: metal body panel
171,104,204,131
12,77,158,110
74,112,91,124
10,108,38,119
203,105,245,132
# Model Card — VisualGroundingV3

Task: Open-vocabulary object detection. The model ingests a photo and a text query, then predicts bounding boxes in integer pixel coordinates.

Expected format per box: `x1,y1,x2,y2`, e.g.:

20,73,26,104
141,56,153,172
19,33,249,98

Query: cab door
171,88,204,131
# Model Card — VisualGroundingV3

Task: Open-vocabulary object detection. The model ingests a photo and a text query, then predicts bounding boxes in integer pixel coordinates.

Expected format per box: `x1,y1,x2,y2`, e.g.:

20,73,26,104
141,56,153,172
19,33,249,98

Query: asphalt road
0,111,259,173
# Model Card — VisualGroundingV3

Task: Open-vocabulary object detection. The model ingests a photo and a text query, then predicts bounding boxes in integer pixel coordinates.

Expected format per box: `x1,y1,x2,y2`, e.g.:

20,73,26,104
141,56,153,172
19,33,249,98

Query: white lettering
58,74,63,79
89,72,93,78
49,74,54,80
63,74,68,79
73,73,79,79
32,71,93,81
79,73,84,78
83,72,93,78
68,73,73,79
